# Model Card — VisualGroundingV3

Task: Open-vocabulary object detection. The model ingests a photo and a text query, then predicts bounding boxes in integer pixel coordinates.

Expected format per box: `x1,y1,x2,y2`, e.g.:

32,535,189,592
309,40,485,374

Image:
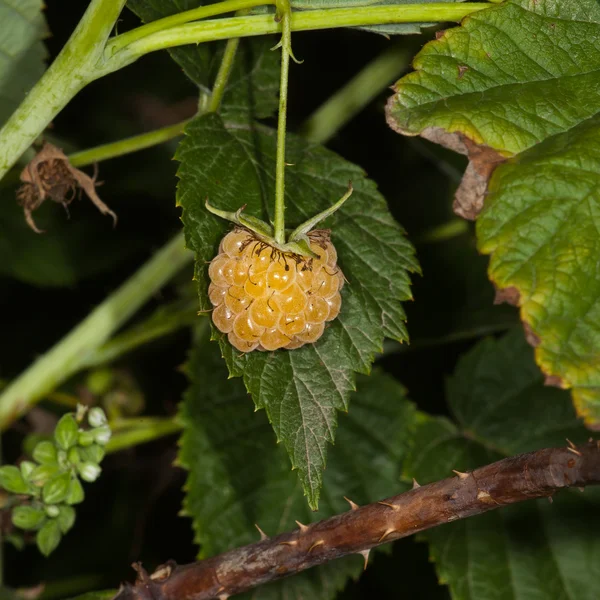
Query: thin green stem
0,0,127,182
69,119,192,168
273,5,292,245
105,417,182,453
302,43,410,144
108,4,489,67
80,305,198,369
209,37,241,112
0,233,192,431
110,0,275,54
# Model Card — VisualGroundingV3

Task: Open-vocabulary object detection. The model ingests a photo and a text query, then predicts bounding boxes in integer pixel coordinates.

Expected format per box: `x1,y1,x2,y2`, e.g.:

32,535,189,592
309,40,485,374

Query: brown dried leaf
17,143,117,233
418,128,505,221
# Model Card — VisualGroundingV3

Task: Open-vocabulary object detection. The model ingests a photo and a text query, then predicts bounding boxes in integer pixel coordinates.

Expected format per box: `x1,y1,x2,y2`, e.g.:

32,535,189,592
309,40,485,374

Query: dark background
2,2,515,597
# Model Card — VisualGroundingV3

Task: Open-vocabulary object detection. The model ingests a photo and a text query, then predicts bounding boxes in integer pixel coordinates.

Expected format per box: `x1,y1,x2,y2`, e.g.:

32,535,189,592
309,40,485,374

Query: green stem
209,37,241,112
273,4,293,245
109,4,488,67
0,233,192,431
111,0,275,54
80,306,198,369
302,43,409,144
105,417,182,453
69,119,192,168
0,0,127,181
0,2,488,187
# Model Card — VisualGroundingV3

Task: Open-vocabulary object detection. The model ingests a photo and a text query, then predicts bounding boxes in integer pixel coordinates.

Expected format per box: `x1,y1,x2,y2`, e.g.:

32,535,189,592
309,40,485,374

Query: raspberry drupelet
209,227,344,352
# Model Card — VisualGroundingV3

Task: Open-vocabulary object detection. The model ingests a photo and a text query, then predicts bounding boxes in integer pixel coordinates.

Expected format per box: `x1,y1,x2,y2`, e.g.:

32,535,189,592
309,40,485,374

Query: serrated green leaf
36,518,61,556
177,112,418,507
0,0,48,126
179,328,417,598
56,504,76,534
387,0,600,426
404,329,600,600
32,440,58,465
0,465,30,494
42,471,72,505
11,505,46,530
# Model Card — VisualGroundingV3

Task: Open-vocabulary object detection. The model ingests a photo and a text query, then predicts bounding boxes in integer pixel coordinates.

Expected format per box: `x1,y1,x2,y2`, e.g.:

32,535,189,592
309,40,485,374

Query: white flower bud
93,425,111,445
88,407,107,428
78,462,101,483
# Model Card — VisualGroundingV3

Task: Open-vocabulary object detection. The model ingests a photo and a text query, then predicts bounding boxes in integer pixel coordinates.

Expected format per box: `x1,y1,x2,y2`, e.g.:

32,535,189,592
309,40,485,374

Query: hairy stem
109,4,488,68
273,2,293,245
114,442,600,600
0,0,127,181
0,233,192,431
302,43,409,144
209,38,242,112
111,0,275,53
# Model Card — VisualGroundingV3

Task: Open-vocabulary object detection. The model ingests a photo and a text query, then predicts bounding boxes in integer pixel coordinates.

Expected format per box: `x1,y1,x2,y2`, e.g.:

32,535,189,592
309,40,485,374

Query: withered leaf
17,143,117,233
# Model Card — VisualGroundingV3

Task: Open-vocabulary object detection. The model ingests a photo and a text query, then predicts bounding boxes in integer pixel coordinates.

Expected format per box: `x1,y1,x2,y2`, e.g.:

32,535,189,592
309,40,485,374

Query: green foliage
0,0,47,126
178,325,417,598
405,329,600,600
177,112,418,507
387,0,600,425
0,407,111,556
3,0,600,598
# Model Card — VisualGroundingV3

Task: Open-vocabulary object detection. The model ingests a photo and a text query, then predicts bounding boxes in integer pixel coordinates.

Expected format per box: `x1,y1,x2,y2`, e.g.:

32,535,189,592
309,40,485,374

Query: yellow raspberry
208,227,344,352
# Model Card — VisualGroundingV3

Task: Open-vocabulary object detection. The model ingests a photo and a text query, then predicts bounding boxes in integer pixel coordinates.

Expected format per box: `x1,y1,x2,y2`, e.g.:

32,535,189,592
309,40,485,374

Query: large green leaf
404,329,600,600
177,112,418,508
178,324,417,599
0,0,47,126
386,0,600,426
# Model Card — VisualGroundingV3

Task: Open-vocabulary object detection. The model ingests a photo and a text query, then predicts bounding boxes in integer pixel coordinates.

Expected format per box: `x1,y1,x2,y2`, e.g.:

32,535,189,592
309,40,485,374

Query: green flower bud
45,504,60,518
67,477,85,505
67,446,81,465
42,472,71,505
78,462,101,483
57,505,76,534
12,505,46,530
37,519,61,556
78,430,95,447
78,444,105,464
33,441,58,466
0,466,31,495
92,425,111,446
54,414,79,451
88,407,108,428
20,461,36,480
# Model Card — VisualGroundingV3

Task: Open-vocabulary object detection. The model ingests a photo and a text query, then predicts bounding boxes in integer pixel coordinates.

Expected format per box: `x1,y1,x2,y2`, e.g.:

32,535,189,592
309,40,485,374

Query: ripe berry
209,228,344,352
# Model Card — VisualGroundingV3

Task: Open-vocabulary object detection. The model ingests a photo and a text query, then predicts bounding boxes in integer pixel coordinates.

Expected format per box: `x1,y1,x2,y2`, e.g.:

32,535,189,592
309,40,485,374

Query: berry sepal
205,183,353,259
